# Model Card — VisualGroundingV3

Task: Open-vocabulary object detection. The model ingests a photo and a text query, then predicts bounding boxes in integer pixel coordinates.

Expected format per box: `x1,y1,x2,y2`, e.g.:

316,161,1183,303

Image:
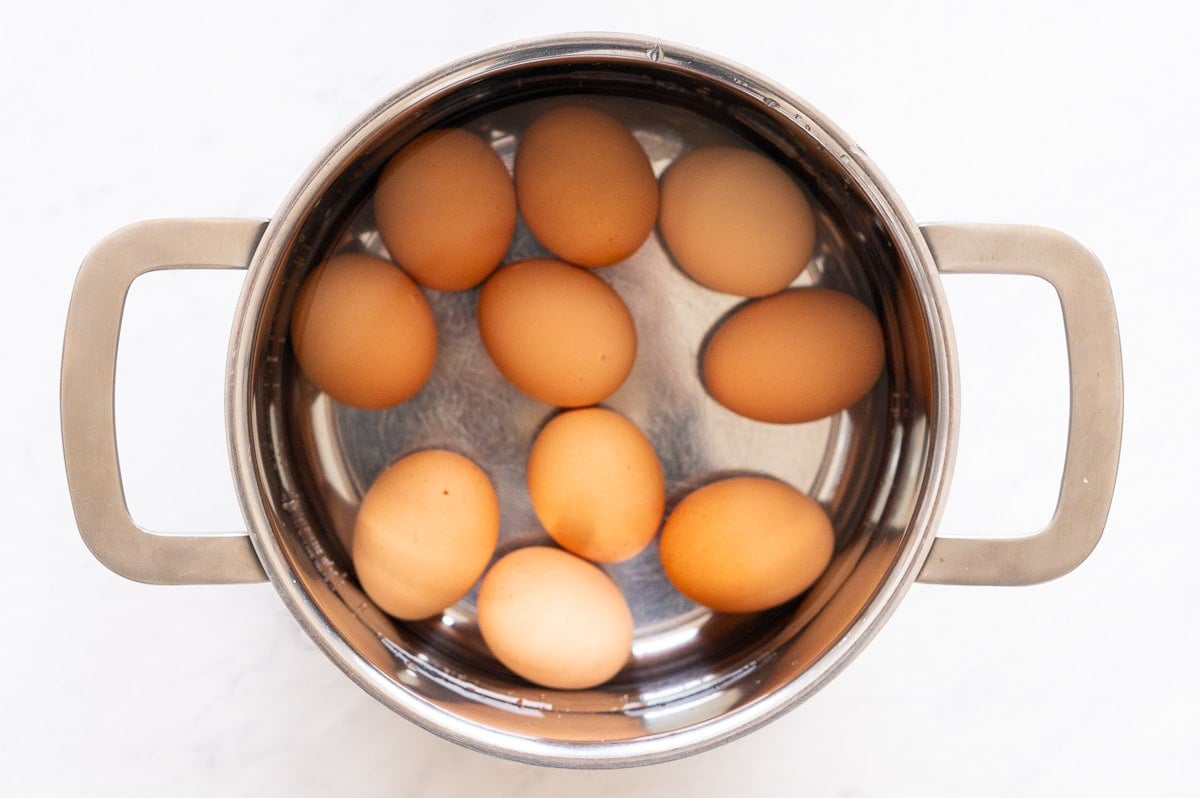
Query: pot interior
237,42,942,763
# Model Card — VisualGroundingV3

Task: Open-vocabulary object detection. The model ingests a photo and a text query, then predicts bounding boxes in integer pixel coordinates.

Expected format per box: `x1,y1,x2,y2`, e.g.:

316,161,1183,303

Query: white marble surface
5,1,1197,794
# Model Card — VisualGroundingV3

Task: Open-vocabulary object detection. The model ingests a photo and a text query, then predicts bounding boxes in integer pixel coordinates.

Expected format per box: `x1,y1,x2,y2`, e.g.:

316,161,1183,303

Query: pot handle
61,218,270,585
916,223,1122,586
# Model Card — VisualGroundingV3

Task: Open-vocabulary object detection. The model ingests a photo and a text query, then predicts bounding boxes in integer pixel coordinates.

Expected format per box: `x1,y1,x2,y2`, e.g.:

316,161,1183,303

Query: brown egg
515,105,658,267
477,547,633,689
477,259,636,406
290,253,437,409
659,146,816,297
659,476,834,613
374,128,516,291
702,288,885,424
352,450,499,621
527,408,665,563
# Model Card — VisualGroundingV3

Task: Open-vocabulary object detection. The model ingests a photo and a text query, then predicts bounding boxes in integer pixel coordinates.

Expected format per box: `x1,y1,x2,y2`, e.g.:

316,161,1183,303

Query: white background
3,1,1196,795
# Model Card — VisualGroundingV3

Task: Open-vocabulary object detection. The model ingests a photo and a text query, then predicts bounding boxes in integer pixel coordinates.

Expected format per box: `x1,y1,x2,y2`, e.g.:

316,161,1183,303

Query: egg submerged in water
290,253,437,410
702,288,885,424
658,145,817,297
373,128,516,291
476,258,637,407
352,450,500,621
527,407,665,564
659,476,834,614
515,105,659,267
477,546,634,690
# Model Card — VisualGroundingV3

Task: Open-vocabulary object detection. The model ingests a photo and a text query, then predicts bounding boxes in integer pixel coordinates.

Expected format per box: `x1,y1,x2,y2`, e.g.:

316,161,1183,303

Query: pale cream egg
477,546,633,689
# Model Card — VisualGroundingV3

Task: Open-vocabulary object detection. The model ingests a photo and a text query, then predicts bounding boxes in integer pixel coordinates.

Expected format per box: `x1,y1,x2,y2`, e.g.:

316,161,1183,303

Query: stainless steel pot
60,34,1123,767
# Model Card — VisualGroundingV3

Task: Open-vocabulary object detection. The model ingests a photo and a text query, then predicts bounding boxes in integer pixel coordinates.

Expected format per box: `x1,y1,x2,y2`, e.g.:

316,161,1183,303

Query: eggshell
374,128,516,291
477,547,633,689
515,105,658,267
659,146,816,297
527,408,665,563
352,450,499,621
659,476,834,613
477,259,636,406
290,253,437,409
702,288,885,424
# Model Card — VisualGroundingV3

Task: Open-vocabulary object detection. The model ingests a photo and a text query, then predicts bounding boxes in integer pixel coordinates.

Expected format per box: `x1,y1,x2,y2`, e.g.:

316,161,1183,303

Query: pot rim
227,32,959,767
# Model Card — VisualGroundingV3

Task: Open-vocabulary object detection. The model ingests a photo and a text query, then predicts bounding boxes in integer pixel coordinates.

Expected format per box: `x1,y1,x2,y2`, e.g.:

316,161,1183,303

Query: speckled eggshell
352,450,500,621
